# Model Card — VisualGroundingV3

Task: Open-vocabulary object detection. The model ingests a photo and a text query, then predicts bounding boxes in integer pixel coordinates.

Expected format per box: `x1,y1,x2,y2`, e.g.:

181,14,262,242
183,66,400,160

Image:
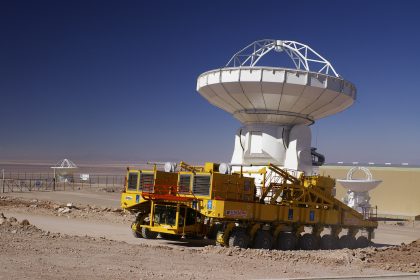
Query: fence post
2,169,4,193
53,168,56,191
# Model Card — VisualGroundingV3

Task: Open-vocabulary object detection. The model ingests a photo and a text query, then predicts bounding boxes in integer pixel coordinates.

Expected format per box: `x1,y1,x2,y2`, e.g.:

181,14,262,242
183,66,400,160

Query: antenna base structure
197,39,356,175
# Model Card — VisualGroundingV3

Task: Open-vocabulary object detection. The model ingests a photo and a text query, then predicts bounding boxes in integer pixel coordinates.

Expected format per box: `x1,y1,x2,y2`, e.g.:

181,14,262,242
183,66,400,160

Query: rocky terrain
0,195,419,279
0,196,133,224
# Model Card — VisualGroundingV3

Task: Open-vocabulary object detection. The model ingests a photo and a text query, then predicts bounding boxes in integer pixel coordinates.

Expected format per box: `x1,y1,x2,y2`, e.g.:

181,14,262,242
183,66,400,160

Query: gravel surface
0,214,405,280
0,195,419,279
0,195,133,225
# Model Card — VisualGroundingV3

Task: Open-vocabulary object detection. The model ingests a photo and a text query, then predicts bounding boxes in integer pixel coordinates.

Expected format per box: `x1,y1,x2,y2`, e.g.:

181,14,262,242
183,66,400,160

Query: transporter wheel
141,227,158,239
276,232,297,250
355,236,371,248
132,213,147,238
299,233,320,250
215,231,224,246
207,223,222,240
339,235,356,249
253,230,273,250
320,234,338,250
132,214,149,239
132,226,142,238
228,228,250,249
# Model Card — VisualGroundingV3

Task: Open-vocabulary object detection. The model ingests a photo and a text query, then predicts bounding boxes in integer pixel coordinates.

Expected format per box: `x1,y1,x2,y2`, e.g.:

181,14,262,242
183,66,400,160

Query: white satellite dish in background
51,158,78,182
337,167,382,213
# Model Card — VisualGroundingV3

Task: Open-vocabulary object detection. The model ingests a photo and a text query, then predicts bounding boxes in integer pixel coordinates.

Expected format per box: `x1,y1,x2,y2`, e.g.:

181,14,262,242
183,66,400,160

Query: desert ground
1,187,419,280
0,162,419,279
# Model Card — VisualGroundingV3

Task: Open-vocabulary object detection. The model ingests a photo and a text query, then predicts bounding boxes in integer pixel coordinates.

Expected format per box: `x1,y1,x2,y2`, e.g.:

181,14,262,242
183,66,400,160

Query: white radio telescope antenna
197,39,355,174
51,158,78,182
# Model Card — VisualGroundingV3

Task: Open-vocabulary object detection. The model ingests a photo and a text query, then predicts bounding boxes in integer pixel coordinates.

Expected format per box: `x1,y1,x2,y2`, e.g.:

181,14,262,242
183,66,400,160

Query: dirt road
1,193,419,279
3,189,420,246
4,189,120,208
2,213,418,280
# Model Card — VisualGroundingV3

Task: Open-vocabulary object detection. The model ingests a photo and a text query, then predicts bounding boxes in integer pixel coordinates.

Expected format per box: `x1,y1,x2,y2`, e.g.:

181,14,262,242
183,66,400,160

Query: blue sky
1,0,419,164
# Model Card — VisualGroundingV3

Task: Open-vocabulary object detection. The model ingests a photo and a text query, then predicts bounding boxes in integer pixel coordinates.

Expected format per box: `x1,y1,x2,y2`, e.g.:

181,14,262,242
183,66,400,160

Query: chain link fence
0,173,125,193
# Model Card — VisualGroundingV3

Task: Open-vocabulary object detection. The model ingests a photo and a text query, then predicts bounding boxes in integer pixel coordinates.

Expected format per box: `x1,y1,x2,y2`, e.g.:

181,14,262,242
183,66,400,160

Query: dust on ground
0,195,133,225
1,194,420,279
2,214,418,280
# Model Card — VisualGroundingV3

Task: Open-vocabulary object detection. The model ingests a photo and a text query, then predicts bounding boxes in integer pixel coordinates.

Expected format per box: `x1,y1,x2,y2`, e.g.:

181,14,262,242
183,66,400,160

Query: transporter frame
121,162,377,250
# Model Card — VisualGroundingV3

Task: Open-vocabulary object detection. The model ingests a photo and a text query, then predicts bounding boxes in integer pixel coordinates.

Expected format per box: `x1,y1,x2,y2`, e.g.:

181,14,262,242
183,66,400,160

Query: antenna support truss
226,39,340,77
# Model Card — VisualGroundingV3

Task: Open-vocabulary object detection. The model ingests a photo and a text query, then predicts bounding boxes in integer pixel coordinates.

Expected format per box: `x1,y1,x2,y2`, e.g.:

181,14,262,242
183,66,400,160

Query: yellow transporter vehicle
121,162,378,250
120,166,178,238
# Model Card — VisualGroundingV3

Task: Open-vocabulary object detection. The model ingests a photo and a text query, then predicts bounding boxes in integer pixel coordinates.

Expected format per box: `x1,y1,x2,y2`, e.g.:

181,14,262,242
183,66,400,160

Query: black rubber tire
320,234,338,250
355,236,371,248
276,232,298,251
207,223,222,240
299,233,320,250
339,235,356,249
141,227,158,239
228,228,250,248
132,228,142,238
132,214,149,239
253,230,273,249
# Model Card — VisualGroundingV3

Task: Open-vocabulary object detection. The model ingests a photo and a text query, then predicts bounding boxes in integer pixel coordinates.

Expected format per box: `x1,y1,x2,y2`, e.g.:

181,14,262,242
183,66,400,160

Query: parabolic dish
337,179,382,193
51,166,78,176
196,40,356,126
51,158,78,176
197,67,356,125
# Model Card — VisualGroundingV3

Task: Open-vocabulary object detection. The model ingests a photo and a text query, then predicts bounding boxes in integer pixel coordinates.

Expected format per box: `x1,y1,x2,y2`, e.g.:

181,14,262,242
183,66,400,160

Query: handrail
268,164,300,185
179,161,204,173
